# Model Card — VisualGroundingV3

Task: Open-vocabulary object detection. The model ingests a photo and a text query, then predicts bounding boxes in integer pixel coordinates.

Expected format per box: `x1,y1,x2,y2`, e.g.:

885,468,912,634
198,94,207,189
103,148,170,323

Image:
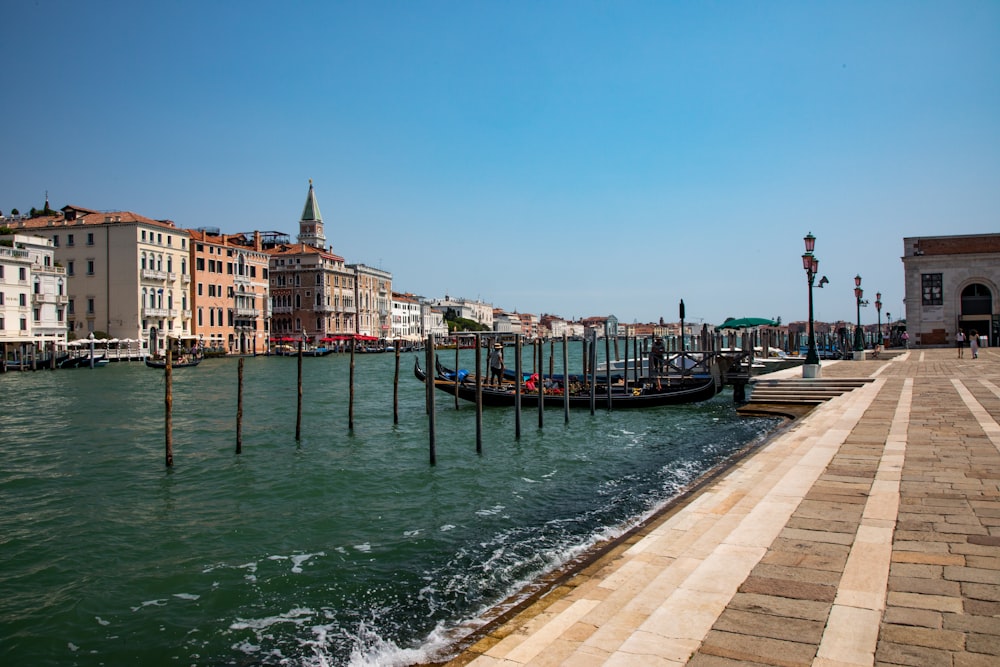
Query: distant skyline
2,1,997,326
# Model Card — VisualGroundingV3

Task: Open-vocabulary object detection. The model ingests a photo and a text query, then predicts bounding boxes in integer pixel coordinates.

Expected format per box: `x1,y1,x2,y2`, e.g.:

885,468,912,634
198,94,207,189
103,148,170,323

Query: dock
436,347,1000,666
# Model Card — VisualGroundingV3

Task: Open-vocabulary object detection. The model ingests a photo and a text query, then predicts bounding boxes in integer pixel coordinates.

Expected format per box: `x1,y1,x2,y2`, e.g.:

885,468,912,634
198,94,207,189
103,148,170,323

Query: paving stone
880,623,966,651
944,565,1000,584
890,575,963,597
943,612,1000,635
726,592,832,622
965,632,1000,656
739,576,837,603
712,608,825,644
962,582,1000,602
882,607,942,629
698,629,816,667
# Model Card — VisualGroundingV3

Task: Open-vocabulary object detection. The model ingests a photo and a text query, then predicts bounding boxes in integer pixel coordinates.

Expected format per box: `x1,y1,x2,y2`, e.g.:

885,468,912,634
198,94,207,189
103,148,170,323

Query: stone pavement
441,347,1000,667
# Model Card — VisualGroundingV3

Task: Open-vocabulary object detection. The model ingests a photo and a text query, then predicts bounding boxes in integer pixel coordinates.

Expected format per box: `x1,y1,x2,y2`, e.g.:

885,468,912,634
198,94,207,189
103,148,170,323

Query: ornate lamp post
853,275,868,353
875,292,883,346
801,232,826,377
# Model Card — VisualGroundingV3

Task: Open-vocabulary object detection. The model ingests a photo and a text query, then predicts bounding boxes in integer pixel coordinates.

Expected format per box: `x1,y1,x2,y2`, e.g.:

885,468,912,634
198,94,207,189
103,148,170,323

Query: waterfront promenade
443,347,1000,666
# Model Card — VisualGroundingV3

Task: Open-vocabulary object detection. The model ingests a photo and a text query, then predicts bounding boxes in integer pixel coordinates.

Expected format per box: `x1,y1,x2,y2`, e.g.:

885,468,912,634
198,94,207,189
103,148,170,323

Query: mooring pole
562,332,570,424
236,357,244,454
537,339,544,429
589,331,597,415
295,338,303,440
549,339,555,378
426,334,436,465
349,337,356,431
514,333,522,439
605,332,612,411
165,342,173,467
454,341,461,410
475,333,483,455
393,342,400,425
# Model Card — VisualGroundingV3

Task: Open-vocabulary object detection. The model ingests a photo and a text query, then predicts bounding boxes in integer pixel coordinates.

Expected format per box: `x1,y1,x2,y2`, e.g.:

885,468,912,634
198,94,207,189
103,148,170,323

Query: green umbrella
718,317,779,329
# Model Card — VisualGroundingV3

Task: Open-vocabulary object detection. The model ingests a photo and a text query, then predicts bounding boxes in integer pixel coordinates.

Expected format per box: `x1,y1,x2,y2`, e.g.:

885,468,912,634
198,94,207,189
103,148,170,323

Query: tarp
718,317,779,329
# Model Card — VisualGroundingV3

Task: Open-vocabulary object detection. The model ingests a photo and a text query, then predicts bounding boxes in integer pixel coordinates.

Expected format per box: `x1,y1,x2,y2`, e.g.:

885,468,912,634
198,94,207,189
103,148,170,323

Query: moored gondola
415,357,720,409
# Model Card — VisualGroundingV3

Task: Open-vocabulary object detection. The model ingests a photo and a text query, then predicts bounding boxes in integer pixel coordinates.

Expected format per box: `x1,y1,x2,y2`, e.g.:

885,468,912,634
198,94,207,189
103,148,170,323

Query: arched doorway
958,283,995,347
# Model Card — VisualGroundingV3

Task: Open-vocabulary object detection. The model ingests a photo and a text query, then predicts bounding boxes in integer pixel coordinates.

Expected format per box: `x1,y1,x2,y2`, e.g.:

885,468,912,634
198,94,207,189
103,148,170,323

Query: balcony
181,274,191,284
272,305,293,314
235,307,259,317
143,307,169,317
168,272,177,281
141,268,168,281
31,293,66,305
182,309,192,319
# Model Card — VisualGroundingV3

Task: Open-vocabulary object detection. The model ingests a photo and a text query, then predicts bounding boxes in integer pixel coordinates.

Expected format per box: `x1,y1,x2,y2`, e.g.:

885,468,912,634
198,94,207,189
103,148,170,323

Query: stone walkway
441,347,1000,667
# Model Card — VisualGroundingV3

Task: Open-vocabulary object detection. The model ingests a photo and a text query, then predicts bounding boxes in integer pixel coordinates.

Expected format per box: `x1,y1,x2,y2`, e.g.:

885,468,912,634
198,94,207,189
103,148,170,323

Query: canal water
0,345,781,666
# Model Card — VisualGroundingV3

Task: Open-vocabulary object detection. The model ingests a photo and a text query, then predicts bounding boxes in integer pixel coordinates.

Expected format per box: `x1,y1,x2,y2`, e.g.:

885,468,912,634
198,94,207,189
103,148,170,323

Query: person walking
901,331,909,348
970,330,979,359
956,329,966,358
488,342,505,387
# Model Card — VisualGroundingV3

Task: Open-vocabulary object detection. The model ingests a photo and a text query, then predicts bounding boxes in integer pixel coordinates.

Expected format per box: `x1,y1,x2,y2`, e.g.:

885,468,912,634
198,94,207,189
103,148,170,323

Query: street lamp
853,275,868,352
801,232,827,375
875,292,883,346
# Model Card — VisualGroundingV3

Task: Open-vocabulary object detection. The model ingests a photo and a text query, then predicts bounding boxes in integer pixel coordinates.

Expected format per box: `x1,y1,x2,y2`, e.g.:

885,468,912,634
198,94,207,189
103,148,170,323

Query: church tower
297,179,327,249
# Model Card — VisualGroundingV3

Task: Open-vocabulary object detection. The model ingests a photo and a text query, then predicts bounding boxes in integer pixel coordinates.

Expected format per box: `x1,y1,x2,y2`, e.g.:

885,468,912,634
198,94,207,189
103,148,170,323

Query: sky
2,1,998,327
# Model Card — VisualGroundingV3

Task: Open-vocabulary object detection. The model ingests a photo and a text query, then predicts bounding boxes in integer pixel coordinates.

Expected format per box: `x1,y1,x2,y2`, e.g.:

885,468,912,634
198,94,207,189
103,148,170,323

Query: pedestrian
956,329,966,358
970,330,979,359
488,342,505,387
901,331,909,348
650,337,665,375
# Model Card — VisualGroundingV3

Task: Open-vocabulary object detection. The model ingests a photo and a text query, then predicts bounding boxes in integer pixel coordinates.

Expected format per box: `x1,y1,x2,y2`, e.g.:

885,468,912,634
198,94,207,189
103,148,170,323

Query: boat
59,353,107,369
145,356,202,369
415,357,721,409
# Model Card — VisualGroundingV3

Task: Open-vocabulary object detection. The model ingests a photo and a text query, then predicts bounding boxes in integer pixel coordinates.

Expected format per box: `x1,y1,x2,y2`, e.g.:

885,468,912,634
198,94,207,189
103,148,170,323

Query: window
197,283,203,296
19,267,26,281
33,308,40,322
34,278,40,294
67,234,75,246
87,232,94,246
67,261,74,276
157,233,162,244
141,253,147,270
198,308,203,326
87,260,95,275
57,308,63,322
167,257,172,273
20,317,27,331
53,235,59,247
922,273,943,306
68,299,74,314
0,316,4,330
196,257,205,271
167,236,172,246
87,298,95,314
142,230,147,241
0,292,4,305
20,294,27,306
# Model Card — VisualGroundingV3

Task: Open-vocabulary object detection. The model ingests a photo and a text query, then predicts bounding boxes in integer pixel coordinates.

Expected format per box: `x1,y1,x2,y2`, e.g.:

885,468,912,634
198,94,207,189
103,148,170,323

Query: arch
961,282,993,316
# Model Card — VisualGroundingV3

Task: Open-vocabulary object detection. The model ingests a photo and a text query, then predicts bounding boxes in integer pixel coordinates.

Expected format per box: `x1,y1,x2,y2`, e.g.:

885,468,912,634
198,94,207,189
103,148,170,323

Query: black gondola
415,357,720,409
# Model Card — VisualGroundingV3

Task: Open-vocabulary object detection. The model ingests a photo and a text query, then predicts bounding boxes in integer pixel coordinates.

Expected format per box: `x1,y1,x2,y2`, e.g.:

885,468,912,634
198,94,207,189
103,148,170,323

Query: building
267,182,356,342
0,232,68,356
349,264,392,339
188,229,271,354
391,292,423,341
902,233,1000,347
9,205,192,354
431,295,494,329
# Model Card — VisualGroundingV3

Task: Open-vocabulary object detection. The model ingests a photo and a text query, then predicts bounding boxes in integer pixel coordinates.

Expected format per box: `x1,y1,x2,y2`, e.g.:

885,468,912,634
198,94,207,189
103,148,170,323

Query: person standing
650,337,665,376
956,329,966,358
970,330,979,359
488,342,505,387
901,331,909,348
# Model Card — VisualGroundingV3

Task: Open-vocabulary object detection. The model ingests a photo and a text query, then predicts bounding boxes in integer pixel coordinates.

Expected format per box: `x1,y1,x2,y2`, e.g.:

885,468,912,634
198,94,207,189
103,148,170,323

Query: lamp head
803,232,816,253
801,252,813,271
854,274,862,287
855,286,864,299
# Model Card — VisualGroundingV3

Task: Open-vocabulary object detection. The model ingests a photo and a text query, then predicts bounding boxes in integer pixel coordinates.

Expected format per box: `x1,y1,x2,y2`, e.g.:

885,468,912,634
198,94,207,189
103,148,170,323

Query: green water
0,347,780,666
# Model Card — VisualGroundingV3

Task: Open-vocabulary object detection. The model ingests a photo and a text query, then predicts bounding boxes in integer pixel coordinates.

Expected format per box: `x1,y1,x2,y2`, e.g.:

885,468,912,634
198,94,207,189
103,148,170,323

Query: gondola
415,357,720,409
145,357,202,369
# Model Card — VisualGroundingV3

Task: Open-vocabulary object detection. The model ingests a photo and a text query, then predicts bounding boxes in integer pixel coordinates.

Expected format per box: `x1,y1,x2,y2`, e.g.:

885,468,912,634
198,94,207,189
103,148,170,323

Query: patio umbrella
718,317,779,329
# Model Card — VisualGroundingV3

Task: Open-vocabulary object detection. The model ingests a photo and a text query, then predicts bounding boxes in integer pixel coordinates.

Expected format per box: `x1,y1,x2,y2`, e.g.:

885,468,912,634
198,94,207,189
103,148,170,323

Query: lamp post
853,274,867,354
801,232,826,377
886,311,891,345
875,292,883,346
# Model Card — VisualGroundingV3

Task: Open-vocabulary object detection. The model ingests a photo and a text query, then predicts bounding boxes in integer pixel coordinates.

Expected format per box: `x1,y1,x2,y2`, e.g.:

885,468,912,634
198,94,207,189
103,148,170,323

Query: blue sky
2,1,998,327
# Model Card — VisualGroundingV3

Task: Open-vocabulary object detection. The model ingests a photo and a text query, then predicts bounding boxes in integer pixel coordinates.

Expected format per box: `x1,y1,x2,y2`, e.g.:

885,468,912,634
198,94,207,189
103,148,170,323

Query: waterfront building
267,182,355,342
0,232,68,356
8,205,192,354
431,295,494,330
349,263,392,339
188,229,271,354
902,233,1000,347
390,292,423,342
422,302,449,340
493,309,523,335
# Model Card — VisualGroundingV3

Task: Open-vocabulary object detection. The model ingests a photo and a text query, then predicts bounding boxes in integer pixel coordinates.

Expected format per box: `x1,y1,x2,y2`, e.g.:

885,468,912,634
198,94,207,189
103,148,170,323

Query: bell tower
297,179,326,249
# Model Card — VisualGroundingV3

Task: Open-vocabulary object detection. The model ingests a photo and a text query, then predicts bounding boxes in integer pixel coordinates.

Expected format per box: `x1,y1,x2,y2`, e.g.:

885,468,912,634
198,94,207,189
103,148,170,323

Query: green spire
301,178,323,222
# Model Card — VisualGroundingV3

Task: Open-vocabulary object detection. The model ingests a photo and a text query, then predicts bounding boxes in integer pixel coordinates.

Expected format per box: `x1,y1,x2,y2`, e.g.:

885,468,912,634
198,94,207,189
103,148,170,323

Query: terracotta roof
266,242,344,262
13,208,178,231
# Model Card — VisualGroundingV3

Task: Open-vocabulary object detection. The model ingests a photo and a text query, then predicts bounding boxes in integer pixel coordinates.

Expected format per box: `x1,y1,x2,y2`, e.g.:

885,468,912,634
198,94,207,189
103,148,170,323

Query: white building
391,292,423,341
0,233,68,355
493,309,523,334
431,295,494,329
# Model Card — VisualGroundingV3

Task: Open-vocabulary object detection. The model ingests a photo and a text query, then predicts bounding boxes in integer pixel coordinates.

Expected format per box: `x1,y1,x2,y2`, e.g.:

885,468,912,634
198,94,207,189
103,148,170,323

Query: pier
438,347,1000,666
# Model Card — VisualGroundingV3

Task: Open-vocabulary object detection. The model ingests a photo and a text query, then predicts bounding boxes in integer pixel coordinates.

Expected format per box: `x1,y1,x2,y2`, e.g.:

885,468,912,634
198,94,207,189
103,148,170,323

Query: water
0,346,780,666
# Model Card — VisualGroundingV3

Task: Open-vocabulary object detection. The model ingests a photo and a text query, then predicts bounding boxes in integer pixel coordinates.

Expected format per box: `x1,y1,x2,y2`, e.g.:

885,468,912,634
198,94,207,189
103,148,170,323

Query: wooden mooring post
562,333,570,424
475,333,483,455
295,338,303,440
514,334,522,439
425,334,436,465
165,344,173,467
393,342,400,425
537,339,544,428
236,357,244,454
348,337,356,431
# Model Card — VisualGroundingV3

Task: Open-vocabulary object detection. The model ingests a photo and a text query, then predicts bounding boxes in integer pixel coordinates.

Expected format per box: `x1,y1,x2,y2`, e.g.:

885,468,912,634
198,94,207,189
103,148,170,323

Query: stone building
902,233,1000,347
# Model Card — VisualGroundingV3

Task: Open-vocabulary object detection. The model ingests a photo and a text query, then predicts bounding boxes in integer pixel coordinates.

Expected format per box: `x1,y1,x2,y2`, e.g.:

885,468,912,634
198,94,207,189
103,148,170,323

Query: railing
143,307,169,317
0,246,29,259
235,307,259,317
181,274,191,284
141,268,168,281
272,305,293,314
